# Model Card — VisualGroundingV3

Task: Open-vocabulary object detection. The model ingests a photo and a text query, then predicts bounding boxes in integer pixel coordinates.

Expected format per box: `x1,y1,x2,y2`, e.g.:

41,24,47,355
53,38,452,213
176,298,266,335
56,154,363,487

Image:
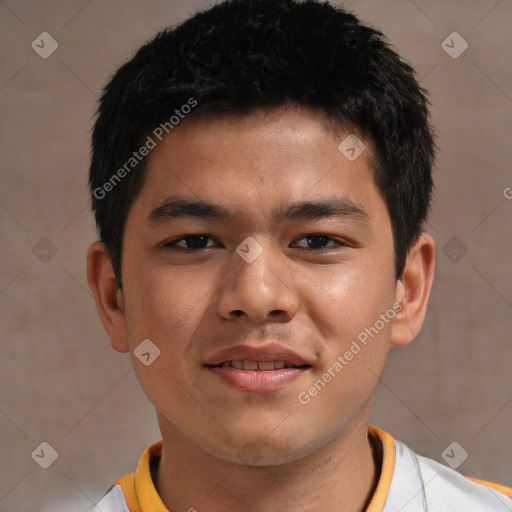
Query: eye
292,234,344,250
162,234,219,250
161,233,345,251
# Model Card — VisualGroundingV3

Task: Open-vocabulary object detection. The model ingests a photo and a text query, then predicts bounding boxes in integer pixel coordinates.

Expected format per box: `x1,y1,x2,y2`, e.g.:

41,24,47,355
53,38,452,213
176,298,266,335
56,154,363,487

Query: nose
216,240,300,324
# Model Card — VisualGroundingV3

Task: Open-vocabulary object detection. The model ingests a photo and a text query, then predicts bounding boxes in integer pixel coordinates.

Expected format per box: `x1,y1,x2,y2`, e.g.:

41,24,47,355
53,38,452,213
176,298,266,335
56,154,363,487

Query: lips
204,343,312,393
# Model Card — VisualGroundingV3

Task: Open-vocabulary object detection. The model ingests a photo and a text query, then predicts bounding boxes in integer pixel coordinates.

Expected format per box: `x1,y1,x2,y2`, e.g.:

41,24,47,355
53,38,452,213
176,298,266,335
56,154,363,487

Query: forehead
130,106,386,227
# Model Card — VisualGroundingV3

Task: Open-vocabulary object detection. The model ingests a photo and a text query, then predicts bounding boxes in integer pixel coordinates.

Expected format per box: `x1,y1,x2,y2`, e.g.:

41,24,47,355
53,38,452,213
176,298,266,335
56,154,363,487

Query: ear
86,241,129,353
390,232,436,347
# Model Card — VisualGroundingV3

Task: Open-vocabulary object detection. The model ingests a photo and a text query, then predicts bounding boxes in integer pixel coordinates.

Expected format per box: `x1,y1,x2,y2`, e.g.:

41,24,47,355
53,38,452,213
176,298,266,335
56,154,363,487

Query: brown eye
292,234,343,250
163,235,218,250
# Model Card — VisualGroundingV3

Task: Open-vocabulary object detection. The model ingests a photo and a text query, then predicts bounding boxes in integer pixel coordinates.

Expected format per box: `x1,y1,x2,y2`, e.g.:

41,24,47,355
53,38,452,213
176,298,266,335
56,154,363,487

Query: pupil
186,235,208,248
307,235,328,249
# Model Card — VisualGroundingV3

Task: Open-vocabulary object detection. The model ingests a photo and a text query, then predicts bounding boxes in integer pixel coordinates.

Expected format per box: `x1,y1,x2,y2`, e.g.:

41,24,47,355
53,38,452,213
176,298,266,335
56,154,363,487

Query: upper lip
204,343,311,367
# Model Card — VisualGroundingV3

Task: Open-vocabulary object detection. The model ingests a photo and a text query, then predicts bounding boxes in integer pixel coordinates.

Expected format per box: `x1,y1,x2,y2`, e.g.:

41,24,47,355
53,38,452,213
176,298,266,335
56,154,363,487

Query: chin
203,427,318,467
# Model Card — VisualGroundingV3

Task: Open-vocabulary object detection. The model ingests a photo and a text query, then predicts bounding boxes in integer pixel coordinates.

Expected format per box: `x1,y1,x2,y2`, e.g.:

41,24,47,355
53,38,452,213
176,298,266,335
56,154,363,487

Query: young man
86,0,512,510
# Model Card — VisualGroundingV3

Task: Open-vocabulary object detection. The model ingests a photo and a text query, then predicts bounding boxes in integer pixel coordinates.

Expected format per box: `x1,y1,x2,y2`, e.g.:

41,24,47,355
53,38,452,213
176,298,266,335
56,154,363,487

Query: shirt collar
131,424,396,512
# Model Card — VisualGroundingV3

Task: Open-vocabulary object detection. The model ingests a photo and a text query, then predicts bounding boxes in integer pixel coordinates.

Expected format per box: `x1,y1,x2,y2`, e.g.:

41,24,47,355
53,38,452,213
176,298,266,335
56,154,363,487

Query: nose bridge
216,236,299,322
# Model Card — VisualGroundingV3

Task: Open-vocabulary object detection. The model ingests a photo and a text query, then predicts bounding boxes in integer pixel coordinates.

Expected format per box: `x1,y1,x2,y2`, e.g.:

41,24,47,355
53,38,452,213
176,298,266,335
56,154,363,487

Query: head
87,0,436,464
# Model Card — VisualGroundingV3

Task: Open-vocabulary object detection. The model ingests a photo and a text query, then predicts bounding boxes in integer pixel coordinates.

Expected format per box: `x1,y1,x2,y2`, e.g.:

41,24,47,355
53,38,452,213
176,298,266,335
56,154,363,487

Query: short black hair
89,0,435,289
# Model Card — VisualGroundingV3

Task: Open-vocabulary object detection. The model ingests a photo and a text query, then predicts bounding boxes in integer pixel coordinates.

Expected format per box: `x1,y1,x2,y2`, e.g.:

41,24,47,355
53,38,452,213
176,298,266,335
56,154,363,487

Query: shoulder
387,437,512,511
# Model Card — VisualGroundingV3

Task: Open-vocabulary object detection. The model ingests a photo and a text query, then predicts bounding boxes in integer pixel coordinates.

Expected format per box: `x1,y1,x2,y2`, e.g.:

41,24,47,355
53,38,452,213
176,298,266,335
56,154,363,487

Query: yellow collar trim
117,424,396,512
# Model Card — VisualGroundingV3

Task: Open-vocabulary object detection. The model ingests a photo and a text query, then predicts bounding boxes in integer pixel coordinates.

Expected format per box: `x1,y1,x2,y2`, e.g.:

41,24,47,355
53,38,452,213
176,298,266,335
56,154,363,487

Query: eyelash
161,234,346,251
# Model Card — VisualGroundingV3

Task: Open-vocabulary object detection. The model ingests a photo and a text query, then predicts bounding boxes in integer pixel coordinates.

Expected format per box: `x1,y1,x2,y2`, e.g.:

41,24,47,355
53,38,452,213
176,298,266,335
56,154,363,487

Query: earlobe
86,241,130,353
390,232,436,347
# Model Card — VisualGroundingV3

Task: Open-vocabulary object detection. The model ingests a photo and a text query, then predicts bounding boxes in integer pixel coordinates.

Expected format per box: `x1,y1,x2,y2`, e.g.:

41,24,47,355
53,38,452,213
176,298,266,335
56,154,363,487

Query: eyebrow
148,195,370,226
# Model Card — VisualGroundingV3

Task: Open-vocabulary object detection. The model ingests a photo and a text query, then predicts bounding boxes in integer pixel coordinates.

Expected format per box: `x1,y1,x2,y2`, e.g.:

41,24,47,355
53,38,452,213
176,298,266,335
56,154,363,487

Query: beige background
0,0,511,511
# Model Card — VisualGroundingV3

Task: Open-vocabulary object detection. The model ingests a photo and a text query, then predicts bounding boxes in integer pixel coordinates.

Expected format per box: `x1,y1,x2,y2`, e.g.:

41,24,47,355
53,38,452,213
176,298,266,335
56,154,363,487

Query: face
116,107,400,464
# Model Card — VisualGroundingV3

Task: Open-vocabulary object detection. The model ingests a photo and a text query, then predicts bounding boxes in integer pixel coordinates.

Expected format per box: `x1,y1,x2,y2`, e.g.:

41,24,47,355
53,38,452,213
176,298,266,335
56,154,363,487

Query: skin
87,105,435,512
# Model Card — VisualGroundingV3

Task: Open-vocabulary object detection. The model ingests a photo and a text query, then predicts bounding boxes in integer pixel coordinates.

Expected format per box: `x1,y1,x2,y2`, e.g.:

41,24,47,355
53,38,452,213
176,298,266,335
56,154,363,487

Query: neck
154,417,382,512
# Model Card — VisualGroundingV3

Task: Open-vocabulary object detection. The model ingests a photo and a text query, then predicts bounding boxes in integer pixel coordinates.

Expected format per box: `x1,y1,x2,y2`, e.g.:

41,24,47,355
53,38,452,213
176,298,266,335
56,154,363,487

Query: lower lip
207,366,308,393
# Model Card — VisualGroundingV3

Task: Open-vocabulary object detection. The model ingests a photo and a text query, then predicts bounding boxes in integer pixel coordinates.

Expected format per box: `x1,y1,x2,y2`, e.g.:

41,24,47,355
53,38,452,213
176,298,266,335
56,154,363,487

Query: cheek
123,267,210,424
293,289,393,438
122,265,213,398
299,256,396,347
124,262,212,343
294,256,396,409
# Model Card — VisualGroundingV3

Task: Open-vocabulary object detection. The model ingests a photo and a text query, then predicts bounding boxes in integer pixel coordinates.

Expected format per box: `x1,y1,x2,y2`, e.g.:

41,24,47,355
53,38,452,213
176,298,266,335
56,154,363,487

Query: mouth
204,344,313,393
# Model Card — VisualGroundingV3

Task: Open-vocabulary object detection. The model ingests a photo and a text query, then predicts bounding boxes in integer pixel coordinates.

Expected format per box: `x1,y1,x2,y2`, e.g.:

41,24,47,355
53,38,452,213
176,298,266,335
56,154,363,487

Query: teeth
218,360,302,370
257,361,275,371
243,360,258,370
